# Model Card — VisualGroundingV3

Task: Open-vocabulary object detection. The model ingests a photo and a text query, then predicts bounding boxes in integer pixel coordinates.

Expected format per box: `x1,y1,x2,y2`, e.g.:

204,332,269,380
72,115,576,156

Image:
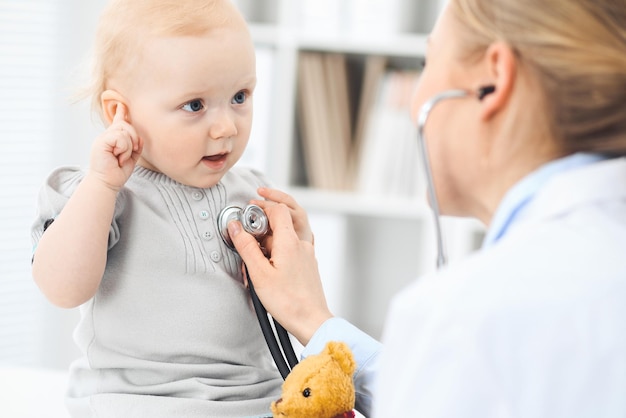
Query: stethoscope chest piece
217,204,269,250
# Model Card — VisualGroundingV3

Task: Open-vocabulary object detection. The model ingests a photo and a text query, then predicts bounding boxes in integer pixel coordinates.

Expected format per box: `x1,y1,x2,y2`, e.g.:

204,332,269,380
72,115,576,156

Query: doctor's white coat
376,157,626,417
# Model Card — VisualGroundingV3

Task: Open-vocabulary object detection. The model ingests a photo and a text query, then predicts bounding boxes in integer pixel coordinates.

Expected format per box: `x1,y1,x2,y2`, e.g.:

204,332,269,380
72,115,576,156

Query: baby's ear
101,90,128,125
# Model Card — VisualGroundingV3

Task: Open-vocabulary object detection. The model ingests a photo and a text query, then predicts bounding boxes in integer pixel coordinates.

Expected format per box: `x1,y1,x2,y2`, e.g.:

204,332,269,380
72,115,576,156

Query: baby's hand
89,104,142,191
251,188,314,245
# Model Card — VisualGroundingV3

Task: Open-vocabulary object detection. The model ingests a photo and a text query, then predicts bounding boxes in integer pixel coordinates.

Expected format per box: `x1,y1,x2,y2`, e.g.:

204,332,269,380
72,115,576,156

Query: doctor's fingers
254,189,309,221
250,200,314,244
257,205,322,298
231,217,328,344
229,220,275,275
230,205,305,279
262,203,303,243
256,187,300,209
252,199,313,243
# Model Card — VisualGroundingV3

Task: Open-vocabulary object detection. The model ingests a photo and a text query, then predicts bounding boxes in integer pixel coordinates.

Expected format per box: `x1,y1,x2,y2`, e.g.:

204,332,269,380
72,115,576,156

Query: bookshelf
235,0,485,340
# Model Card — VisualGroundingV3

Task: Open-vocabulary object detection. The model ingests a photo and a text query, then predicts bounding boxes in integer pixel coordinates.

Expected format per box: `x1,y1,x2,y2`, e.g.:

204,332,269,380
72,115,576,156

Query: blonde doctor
228,0,626,416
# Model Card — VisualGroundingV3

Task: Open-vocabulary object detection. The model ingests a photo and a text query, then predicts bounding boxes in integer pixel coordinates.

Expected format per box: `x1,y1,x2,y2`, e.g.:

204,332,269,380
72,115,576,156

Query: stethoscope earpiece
477,85,496,100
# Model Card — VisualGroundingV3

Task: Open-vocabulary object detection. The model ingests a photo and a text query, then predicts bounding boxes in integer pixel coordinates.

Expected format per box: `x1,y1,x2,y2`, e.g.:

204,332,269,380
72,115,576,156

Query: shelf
289,187,487,238
288,187,432,220
296,32,428,58
249,23,428,58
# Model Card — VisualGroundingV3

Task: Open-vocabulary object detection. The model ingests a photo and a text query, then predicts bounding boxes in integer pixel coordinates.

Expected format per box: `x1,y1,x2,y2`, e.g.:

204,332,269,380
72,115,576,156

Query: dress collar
482,153,606,248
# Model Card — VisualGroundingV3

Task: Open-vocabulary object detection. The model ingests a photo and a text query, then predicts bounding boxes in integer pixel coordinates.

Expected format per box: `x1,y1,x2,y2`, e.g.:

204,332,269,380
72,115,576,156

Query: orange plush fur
271,341,357,418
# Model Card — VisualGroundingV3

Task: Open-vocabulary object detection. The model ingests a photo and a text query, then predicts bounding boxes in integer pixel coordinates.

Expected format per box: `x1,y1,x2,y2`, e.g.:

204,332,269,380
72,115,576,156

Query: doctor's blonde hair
84,0,248,122
450,0,626,156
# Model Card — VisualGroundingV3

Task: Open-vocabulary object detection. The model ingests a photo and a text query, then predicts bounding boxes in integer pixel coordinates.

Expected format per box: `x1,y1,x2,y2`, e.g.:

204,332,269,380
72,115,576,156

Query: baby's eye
231,90,247,105
182,99,205,113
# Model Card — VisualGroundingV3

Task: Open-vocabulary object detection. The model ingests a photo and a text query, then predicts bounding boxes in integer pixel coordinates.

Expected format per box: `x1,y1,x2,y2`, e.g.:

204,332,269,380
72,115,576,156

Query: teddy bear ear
325,342,357,376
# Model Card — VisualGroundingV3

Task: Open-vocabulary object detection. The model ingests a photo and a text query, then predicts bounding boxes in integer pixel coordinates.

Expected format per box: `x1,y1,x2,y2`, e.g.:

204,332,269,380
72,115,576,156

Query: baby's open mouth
203,153,227,162
201,152,229,170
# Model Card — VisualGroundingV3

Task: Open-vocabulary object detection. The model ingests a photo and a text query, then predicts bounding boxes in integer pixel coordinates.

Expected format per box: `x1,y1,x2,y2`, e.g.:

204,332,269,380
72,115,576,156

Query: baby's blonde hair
85,0,247,121
451,0,626,155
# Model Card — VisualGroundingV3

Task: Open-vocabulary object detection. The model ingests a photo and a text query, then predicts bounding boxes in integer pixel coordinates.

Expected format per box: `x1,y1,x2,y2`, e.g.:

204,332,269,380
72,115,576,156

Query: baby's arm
32,105,142,308
251,187,313,245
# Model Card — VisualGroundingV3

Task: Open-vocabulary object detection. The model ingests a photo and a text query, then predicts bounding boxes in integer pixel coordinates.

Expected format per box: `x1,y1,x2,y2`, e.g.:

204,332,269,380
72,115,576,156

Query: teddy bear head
271,341,356,418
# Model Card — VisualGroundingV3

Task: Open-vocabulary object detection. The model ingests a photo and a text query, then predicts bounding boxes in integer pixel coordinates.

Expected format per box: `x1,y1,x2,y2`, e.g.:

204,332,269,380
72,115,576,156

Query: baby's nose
208,108,237,140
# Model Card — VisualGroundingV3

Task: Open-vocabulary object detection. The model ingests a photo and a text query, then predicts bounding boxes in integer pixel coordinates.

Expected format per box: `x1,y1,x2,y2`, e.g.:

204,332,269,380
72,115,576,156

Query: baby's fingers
112,135,133,165
108,120,140,167
115,130,142,166
131,134,144,160
113,103,127,124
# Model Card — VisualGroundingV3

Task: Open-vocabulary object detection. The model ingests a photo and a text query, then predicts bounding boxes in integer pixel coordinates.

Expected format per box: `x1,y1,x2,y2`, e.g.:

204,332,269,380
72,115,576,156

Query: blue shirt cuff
302,317,381,416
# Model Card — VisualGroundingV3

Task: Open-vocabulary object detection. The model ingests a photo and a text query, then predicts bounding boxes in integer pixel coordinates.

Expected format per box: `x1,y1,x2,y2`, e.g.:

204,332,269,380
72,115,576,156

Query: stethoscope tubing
218,205,299,379
245,265,298,379
417,89,470,269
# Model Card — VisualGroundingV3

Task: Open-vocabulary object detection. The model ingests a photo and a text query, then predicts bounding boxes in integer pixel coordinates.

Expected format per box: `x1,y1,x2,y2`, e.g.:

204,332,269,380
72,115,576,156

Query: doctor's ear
101,90,129,125
478,41,516,121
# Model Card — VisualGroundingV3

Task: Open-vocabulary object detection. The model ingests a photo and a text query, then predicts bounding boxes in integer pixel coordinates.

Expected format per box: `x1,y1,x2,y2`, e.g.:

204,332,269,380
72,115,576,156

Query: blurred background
1,0,107,371
0,1,483,412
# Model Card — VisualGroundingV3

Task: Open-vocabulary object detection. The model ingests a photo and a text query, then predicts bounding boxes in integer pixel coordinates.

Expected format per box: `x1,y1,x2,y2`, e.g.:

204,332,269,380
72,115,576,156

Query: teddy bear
271,341,357,418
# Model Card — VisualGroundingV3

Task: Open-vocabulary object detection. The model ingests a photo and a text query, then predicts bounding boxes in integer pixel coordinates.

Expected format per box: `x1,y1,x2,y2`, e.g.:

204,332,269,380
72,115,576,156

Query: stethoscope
217,204,299,379
417,85,495,269
216,84,496,379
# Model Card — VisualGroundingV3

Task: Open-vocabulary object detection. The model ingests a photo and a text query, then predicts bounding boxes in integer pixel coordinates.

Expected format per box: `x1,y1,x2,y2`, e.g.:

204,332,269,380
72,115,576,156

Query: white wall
41,0,109,370
0,0,107,370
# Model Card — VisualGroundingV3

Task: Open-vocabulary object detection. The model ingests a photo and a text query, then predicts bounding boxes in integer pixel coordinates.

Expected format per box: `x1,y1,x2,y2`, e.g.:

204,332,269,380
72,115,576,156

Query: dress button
210,251,221,262
202,231,214,241
191,191,203,201
198,210,210,220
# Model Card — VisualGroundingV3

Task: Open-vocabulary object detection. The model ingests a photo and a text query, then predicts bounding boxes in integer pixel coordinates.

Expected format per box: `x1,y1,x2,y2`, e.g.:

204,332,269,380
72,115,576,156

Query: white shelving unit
235,0,486,339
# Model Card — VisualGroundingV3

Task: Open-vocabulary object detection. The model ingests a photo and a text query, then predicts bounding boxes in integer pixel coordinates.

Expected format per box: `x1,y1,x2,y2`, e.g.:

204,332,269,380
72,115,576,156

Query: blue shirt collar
482,153,606,248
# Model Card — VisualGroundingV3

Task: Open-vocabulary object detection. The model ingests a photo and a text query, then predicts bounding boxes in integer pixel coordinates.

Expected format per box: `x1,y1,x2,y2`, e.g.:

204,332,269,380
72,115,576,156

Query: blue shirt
483,153,605,247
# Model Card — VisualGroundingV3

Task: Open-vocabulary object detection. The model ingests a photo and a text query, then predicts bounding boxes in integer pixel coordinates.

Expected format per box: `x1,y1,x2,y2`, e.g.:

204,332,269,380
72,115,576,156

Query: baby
31,1,312,417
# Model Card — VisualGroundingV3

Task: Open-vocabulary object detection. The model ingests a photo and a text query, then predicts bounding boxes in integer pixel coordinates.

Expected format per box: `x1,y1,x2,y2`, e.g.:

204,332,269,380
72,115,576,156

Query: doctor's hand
250,187,314,248
228,203,332,346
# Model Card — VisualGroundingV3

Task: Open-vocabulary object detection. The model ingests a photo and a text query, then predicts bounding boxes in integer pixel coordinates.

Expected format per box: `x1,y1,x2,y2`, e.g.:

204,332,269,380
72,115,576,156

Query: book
297,51,423,197
297,52,351,190
349,55,388,188
355,69,424,198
